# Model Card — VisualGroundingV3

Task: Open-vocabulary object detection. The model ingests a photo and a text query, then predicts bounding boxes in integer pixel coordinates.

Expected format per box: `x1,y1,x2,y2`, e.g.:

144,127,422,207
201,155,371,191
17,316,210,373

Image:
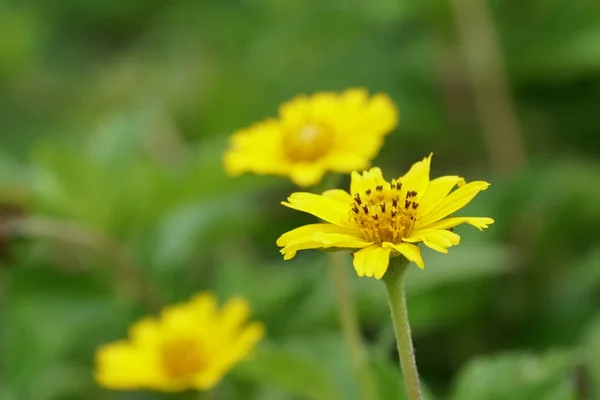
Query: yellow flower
94,292,264,392
223,88,398,187
277,154,494,279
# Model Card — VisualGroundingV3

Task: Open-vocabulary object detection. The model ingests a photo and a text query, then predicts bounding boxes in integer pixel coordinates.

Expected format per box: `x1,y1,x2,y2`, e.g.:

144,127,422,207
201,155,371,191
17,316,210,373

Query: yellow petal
399,153,432,200
416,181,491,228
277,223,356,247
419,175,465,216
382,242,425,269
321,189,353,205
218,297,252,336
129,317,160,349
194,322,264,390
341,87,369,108
187,291,218,317
352,244,392,279
404,229,461,254
350,167,387,195
94,341,157,389
289,164,326,187
282,192,349,226
417,217,495,231
325,152,370,173
280,232,371,260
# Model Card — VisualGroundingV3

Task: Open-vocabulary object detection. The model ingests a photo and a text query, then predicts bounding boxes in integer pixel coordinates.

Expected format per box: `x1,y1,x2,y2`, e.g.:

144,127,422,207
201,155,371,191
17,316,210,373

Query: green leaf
451,350,578,400
583,315,600,397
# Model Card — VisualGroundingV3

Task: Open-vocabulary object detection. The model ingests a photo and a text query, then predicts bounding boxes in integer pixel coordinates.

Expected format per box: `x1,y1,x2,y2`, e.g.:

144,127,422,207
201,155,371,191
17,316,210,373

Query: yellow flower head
277,154,494,279
94,292,264,392
223,88,398,187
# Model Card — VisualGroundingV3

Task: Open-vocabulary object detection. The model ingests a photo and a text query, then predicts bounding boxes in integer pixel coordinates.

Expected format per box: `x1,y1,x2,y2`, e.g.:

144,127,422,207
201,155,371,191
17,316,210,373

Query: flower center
160,338,205,380
350,181,419,244
283,124,333,162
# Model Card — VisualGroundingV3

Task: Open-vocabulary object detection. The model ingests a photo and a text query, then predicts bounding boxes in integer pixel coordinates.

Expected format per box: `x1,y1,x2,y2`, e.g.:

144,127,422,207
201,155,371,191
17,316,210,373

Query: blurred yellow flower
277,154,494,279
223,88,398,187
94,292,264,392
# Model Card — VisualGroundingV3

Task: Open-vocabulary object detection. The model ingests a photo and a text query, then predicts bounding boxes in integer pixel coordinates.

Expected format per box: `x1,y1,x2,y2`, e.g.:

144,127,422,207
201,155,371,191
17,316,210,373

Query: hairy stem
382,257,421,400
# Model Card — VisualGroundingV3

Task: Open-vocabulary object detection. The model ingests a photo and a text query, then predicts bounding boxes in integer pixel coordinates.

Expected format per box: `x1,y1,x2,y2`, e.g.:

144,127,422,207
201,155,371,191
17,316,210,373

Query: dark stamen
373,214,378,220
391,211,397,217
380,204,386,213
376,185,383,192
392,198,398,208
354,194,362,205
362,205,369,213
352,205,359,214
412,203,418,209
365,189,372,195
405,200,411,209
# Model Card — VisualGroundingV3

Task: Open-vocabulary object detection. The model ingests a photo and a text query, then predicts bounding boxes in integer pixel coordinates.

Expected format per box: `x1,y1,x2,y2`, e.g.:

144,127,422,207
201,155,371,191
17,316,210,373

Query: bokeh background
1,1,600,399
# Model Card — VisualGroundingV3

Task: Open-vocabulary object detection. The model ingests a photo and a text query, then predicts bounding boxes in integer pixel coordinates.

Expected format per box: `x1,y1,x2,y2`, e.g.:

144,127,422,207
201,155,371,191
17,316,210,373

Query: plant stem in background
447,0,526,173
3,216,163,311
328,251,378,400
382,257,422,400
317,174,377,400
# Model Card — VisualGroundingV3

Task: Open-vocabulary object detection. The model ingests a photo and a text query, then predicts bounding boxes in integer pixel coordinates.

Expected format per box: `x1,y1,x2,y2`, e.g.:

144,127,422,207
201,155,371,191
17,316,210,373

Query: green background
1,0,599,399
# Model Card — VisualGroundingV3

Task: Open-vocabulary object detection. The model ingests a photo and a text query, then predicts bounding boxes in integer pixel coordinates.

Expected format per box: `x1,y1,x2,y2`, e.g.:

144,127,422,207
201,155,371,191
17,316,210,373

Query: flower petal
417,217,495,231
277,223,356,247
282,192,349,226
325,152,370,173
419,175,465,216
321,189,353,205
404,229,461,254
382,242,425,269
194,321,264,390
399,153,432,200
95,341,156,389
350,167,388,195
280,232,372,260
352,244,392,279
218,297,252,336
415,181,491,228
289,164,327,187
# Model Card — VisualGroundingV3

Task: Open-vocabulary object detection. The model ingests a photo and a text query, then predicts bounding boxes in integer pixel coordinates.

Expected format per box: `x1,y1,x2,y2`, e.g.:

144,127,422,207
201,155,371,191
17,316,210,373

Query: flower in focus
223,88,398,187
94,292,264,392
277,154,494,279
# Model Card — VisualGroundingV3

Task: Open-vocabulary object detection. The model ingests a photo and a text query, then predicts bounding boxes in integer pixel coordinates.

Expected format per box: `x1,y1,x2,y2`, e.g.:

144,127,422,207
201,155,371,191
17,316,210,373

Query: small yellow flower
277,154,494,279
94,292,264,392
223,88,398,187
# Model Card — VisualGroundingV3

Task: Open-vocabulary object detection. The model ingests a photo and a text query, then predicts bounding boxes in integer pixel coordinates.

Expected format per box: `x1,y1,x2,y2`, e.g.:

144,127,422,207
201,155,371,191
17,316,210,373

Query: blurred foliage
1,0,600,399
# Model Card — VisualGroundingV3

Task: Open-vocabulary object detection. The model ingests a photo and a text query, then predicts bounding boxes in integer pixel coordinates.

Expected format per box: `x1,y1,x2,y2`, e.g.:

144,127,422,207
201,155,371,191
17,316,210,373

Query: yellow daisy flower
223,88,398,187
94,292,264,392
277,154,494,279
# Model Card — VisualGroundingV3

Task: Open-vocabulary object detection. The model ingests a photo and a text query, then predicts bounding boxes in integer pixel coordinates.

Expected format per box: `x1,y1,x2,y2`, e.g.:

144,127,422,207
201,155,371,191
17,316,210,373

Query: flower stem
328,251,378,400
382,257,422,400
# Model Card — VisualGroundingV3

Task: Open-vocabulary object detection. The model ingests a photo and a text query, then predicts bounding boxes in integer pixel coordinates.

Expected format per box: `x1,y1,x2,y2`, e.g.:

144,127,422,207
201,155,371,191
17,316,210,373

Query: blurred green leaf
450,350,577,400
583,315,600,398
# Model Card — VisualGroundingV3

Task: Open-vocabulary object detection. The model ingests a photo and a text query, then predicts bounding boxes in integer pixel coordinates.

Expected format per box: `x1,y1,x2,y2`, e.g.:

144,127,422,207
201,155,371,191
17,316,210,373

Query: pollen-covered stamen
349,181,419,243
283,123,334,162
161,338,205,380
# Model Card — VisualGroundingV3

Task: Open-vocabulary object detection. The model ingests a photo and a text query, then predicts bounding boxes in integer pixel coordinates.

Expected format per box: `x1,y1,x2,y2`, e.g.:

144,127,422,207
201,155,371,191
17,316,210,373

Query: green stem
328,251,378,400
316,174,377,400
382,257,422,400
